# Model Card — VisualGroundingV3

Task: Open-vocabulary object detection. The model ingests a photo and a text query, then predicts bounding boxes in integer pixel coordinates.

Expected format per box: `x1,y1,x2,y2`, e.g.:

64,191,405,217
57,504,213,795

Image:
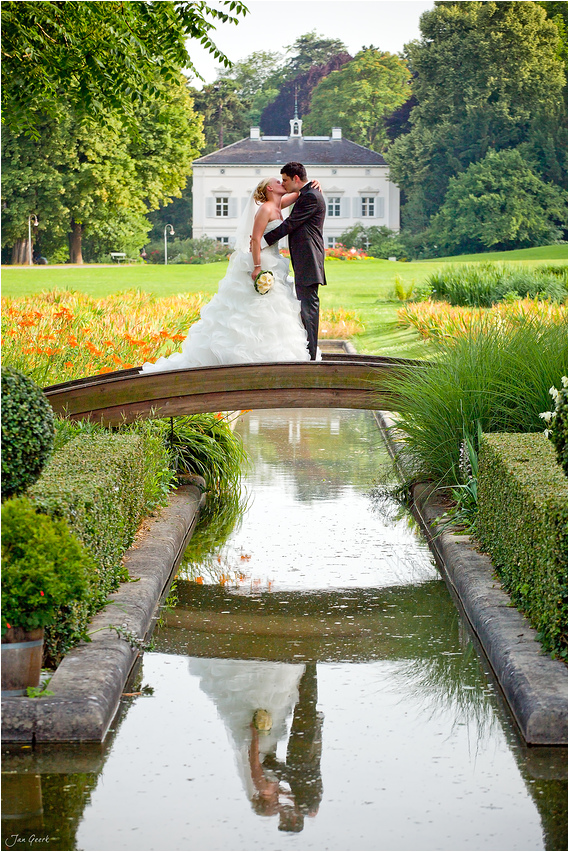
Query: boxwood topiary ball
1,367,55,499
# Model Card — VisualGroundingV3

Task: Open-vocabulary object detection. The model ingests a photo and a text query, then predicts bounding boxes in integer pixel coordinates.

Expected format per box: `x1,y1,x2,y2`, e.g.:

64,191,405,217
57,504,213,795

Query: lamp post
164,224,175,265
28,214,38,266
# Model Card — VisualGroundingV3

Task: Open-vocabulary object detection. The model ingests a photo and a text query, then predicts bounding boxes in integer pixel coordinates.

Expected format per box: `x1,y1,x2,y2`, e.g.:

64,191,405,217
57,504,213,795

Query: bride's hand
311,179,323,193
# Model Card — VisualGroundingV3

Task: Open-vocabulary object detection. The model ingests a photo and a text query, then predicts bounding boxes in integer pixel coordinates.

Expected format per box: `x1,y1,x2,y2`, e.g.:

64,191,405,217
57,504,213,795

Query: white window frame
215,196,229,217
216,236,229,245
327,197,341,217
327,236,339,248
361,197,375,217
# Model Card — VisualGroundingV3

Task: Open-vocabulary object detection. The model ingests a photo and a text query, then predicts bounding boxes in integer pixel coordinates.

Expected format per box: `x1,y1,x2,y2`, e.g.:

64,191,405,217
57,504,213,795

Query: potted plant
1,497,91,696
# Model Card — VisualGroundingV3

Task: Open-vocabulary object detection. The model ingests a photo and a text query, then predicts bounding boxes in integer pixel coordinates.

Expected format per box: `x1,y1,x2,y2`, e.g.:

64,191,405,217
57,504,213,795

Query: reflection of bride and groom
189,658,323,833
141,161,326,373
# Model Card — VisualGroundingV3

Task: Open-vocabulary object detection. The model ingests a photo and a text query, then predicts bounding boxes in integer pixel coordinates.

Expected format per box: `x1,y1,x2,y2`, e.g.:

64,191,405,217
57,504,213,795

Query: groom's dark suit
263,182,326,360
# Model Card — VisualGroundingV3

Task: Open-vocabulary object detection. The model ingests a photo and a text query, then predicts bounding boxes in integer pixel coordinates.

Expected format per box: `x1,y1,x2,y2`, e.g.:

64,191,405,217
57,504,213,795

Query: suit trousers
295,282,319,360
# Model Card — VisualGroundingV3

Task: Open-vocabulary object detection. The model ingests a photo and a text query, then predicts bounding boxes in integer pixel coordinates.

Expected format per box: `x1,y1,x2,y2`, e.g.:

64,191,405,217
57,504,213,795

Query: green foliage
426,262,568,307
162,414,247,496
429,149,568,256
387,0,567,233
1,73,203,262
29,432,149,663
1,0,248,138
338,224,408,260
146,236,231,265
540,378,568,474
385,318,568,485
477,433,567,658
1,497,90,634
1,366,55,499
303,48,411,152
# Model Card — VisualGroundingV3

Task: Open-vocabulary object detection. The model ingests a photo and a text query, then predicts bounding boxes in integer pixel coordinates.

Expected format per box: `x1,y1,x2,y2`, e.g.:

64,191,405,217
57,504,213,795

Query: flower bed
2,289,365,383
1,289,209,385
397,297,568,341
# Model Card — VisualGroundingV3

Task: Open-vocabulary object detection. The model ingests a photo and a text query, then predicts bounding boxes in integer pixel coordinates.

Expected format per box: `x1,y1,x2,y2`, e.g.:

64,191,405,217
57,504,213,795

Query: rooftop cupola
289,89,303,138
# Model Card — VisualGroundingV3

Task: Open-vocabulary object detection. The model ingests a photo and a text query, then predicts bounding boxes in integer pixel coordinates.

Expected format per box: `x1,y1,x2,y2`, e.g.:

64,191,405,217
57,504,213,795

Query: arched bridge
43,353,425,426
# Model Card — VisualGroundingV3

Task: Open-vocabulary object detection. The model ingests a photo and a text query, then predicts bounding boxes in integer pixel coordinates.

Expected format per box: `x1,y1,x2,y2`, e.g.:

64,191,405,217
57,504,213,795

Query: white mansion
192,114,400,248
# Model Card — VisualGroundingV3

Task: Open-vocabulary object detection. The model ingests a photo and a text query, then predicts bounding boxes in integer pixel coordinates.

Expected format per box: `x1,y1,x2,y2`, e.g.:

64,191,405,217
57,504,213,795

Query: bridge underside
43,353,423,425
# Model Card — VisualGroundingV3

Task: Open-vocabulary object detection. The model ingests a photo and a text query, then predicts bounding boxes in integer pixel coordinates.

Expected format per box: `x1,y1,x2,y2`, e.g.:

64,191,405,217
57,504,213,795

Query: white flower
254,270,274,295
539,411,553,422
562,376,568,389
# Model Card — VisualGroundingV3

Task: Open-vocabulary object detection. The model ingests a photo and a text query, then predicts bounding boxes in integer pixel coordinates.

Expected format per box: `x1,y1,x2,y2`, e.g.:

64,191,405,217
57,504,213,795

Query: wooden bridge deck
43,353,424,425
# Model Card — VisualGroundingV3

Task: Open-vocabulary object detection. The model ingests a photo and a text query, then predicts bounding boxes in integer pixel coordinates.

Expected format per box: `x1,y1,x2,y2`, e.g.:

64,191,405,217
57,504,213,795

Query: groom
262,162,326,360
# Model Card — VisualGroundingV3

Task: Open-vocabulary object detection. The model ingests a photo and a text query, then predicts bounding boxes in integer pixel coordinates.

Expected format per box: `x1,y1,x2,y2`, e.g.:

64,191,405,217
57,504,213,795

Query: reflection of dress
188,658,305,801
140,221,310,372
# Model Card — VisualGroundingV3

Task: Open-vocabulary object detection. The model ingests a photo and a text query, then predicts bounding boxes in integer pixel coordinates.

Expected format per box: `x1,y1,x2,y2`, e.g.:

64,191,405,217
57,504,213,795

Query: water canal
2,409,567,851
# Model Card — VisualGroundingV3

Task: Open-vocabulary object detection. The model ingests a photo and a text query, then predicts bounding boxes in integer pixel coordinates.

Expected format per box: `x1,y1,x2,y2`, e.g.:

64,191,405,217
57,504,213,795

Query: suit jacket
263,183,327,286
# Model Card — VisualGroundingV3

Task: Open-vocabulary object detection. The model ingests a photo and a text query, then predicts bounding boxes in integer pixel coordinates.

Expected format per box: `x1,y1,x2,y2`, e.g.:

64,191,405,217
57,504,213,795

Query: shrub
1,367,55,499
384,318,568,485
425,263,568,307
145,236,230,264
29,432,149,663
2,497,91,635
477,433,567,658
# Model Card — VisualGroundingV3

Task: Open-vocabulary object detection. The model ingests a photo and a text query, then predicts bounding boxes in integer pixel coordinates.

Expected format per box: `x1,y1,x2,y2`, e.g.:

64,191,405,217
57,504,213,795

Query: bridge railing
43,353,428,425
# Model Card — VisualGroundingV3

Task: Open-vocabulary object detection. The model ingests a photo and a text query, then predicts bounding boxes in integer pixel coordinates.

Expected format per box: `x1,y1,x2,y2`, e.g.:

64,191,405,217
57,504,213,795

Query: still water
2,409,566,851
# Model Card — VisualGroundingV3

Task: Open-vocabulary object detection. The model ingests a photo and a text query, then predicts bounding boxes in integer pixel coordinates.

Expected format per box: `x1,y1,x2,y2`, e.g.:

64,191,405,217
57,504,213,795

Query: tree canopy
429,148,568,255
387,0,567,235
1,0,247,137
302,48,411,152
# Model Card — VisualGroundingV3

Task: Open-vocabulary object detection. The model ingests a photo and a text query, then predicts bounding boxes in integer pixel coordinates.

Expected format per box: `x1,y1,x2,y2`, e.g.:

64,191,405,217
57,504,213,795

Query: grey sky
186,0,433,87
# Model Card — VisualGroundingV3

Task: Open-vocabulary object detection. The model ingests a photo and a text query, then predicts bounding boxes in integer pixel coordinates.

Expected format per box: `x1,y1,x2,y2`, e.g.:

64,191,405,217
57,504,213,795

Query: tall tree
260,53,353,136
302,49,411,151
387,1,567,232
191,78,249,154
1,0,248,138
428,148,568,255
1,76,203,262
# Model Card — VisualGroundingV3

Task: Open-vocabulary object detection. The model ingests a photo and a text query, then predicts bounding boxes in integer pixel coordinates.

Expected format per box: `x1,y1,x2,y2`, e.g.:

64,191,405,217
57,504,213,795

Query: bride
140,177,314,373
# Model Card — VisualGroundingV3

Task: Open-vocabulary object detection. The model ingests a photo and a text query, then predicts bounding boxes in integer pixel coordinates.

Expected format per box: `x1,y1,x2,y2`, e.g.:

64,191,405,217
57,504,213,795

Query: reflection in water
2,410,567,852
189,659,322,833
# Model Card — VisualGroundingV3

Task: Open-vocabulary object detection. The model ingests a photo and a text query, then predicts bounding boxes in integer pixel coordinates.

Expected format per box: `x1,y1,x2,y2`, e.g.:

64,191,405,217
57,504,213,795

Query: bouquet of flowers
254,270,274,295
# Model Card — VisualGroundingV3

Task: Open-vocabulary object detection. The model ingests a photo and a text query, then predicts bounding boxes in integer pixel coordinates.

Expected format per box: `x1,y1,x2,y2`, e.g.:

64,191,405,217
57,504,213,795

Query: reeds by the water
385,317,568,485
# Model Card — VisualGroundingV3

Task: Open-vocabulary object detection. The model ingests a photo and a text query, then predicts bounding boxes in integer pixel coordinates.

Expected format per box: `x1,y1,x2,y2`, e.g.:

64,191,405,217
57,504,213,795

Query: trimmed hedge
477,433,568,659
29,432,147,664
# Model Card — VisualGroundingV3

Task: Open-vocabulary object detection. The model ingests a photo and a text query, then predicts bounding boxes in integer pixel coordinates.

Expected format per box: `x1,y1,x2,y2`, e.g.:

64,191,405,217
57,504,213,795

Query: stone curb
374,410,567,746
1,479,206,744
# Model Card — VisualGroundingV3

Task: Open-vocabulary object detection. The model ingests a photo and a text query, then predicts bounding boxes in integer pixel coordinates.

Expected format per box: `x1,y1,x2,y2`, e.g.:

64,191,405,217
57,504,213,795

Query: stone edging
374,410,567,746
1,479,206,744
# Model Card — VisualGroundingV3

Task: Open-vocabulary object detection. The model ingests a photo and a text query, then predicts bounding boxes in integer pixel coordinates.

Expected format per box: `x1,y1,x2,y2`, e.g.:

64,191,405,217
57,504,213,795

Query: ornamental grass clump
1,366,55,499
384,317,568,486
425,263,567,307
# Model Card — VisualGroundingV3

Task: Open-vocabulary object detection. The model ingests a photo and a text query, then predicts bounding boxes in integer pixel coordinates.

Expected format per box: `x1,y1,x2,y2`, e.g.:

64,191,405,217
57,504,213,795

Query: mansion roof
193,137,387,167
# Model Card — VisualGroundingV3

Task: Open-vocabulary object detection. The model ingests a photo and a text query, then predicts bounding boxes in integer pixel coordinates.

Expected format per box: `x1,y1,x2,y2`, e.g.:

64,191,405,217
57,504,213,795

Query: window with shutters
216,236,229,245
361,197,375,217
215,197,229,217
327,197,341,217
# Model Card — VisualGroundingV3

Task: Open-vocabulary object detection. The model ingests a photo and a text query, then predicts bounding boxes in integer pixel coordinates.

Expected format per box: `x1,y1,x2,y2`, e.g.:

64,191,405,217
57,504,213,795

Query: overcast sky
186,0,434,87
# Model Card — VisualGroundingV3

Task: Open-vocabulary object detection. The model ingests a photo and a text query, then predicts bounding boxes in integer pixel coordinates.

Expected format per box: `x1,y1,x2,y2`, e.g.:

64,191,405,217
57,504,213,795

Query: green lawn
2,245,566,360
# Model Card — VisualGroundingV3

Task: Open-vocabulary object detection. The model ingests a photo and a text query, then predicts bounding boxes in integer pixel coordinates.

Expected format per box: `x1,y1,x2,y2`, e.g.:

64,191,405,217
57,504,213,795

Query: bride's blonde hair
253,178,271,204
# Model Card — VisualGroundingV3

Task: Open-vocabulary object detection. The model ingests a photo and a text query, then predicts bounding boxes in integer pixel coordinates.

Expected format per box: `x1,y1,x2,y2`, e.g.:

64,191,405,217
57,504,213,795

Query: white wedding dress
188,658,305,803
140,219,310,373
